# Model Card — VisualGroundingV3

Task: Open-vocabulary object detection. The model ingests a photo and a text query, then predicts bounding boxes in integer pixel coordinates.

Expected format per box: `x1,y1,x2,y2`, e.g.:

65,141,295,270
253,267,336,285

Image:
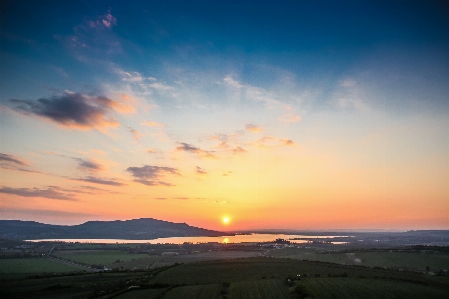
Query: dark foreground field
1,256,448,298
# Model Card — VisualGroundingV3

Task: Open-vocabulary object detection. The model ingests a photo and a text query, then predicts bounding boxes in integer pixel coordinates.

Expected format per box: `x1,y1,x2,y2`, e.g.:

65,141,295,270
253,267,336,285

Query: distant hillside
0,218,226,240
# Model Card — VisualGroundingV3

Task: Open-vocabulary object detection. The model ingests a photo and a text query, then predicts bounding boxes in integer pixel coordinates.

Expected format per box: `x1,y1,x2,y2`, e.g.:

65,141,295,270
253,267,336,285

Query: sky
1,0,448,231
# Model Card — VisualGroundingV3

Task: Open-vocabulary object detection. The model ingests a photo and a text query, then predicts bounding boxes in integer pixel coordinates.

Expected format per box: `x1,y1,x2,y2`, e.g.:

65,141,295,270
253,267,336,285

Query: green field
1,256,448,298
0,258,83,279
302,277,449,299
163,284,221,299
229,279,290,299
54,250,147,266
268,247,449,271
357,251,449,270
114,288,165,299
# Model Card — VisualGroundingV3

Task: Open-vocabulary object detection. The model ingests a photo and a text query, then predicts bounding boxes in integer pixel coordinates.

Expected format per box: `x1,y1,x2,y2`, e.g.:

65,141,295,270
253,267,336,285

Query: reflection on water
28,233,351,245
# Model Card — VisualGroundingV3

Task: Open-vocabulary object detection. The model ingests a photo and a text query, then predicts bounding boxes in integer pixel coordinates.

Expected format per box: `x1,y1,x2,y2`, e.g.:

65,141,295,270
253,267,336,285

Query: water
28,233,350,244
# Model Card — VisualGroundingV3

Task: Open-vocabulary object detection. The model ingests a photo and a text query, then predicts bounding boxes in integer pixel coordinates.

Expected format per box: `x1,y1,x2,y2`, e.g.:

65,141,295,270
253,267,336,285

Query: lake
28,233,350,244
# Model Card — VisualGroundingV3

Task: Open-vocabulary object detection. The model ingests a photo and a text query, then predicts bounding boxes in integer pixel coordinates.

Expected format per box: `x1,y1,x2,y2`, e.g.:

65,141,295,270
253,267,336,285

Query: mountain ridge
0,218,227,240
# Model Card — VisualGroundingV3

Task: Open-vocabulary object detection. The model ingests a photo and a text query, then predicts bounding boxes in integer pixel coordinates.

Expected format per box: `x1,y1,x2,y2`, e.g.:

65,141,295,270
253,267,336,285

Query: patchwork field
268,247,449,271
302,277,449,299
54,250,147,266
0,258,83,279
1,254,448,298
228,279,290,299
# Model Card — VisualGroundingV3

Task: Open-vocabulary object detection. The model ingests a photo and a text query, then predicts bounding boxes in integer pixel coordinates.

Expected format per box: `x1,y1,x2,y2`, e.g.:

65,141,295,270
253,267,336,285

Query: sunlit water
28,233,350,244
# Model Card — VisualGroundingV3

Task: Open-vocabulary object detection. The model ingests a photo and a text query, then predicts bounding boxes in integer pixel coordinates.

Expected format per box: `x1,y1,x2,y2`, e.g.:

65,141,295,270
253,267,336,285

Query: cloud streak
75,158,104,173
71,176,126,186
126,165,180,186
176,142,216,159
0,186,76,200
0,153,28,166
246,124,263,133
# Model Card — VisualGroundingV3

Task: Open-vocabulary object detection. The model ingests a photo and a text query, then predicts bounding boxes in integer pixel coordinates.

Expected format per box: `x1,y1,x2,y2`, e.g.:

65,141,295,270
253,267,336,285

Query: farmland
228,279,290,299
0,258,83,279
302,277,449,299
1,237,449,298
53,250,147,266
268,246,449,272
1,256,448,298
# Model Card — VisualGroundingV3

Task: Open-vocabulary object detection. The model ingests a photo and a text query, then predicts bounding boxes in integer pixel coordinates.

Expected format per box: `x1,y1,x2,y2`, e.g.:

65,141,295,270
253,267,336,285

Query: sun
223,217,230,224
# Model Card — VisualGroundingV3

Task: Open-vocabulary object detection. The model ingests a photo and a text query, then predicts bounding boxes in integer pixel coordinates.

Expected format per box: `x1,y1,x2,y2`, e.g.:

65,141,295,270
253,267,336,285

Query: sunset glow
1,1,448,231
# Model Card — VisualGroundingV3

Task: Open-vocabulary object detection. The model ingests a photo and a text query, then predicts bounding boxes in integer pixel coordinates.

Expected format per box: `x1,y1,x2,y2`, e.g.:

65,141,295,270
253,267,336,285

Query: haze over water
28,234,349,244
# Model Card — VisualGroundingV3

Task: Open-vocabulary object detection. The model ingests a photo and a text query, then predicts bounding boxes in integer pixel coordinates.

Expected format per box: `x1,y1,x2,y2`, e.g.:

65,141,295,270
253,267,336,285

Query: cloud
233,146,248,155
149,82,172,91
2,207,96,218
146,148,160,154
142,121,166,127
75,158,104,173
72,176,126,186
9,92,125,131
278,114,301,123
59,10,122,56
0,153,28,166
73,185,121,194
155,197,166,200
246,124,264,133
0,153,41,173
196,166,208,175
176,142,216,159
173,197,189,200
223,76,243,88
127,126,142,140
116,70,144,82
253,136,295,148
126,165,180,186
0,186,76,200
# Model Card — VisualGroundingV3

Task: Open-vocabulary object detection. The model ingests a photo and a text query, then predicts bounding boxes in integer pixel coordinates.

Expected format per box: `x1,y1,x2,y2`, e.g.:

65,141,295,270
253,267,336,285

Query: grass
229,279,290,299
357,251,449,271
302,277,449,299
114,288,165,299
0,258,83,279
54,250,147,266
268,247,449,271
1,256,448,298
163,284,221,299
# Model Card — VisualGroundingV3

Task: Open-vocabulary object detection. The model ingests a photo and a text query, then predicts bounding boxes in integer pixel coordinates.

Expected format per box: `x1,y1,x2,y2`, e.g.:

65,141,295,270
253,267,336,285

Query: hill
0,218,226,240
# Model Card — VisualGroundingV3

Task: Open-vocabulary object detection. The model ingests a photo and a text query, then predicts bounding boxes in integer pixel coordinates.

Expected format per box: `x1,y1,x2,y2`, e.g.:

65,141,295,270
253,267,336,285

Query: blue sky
1,0,448,229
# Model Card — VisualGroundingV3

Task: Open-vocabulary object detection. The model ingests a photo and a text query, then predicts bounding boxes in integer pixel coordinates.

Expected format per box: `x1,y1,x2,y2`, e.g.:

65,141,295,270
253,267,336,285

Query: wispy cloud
0,186,76,200
141,121,166,127
246,124,264,133
232,146,248,155
60,10,122,55
8,92,127,131
223,76,243,88
71,176,126,186
127,126,142,140
176,142,216,159
278,113,301,123
126,165,180,186
146,148,160,154
252,136,295,148
0,153,28,166
75,158,104,173
0,153,41,173
196,166,208,175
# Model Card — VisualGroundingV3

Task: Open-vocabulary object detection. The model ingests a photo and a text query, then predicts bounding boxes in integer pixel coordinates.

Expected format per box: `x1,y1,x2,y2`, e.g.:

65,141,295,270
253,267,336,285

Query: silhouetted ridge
0,218,225,240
